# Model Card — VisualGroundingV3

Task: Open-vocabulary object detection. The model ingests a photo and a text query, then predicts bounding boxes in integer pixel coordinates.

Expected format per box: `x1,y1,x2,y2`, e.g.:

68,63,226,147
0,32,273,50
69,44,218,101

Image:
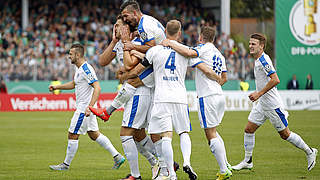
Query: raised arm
49,81,75,91
99,24,118,66
123,39,155,53
161,39,198,58
249,72,280,102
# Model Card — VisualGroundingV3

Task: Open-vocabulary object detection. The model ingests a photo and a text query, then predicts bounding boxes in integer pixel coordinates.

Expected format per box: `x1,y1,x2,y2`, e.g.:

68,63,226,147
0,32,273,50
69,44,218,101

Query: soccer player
231,33,318,171
161,26,232,180
48,44,125,171
93,0,166,121
94,17,159,180
139,20,223,180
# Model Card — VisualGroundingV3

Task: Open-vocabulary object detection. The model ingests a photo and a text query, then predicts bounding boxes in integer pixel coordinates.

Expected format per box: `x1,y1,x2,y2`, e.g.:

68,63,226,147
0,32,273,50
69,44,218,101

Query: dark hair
70,43,84,57
200,26,216,42
250,33,267,50
166,20,181,36
120,0,140,13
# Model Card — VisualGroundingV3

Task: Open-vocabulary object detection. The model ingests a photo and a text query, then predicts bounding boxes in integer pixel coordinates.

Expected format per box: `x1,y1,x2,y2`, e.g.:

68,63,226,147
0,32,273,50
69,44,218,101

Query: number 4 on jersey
165,52,176,74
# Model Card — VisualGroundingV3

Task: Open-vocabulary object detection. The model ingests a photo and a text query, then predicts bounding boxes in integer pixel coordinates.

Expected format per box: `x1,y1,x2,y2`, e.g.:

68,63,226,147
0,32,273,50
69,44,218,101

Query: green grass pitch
0,111,319,180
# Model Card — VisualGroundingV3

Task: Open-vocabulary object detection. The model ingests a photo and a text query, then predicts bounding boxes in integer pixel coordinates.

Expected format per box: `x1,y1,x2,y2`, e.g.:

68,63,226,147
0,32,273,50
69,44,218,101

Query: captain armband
140,57,151,67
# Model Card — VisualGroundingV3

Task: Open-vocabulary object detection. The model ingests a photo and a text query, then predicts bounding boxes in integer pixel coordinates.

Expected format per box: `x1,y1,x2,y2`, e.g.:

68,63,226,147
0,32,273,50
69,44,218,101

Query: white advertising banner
187,90,320,111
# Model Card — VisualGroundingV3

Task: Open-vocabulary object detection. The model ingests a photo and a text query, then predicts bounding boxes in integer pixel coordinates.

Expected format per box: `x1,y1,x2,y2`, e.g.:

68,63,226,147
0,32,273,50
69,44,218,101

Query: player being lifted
136,19,225,180
232,33,317,171
90,1,180,179
48,44,125,171
90,0,166,122
93,16,161,180
161,26,232,180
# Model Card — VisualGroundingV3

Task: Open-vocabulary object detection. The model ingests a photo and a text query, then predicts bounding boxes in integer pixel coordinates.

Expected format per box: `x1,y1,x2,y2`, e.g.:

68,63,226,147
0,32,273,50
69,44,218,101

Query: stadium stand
0,0,254,82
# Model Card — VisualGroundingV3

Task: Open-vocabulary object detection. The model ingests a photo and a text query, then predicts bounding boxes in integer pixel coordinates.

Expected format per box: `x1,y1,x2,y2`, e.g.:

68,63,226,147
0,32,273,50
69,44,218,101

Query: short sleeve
258,54,276,76
81,63,98,85
192,44,206,57
221,56,227,72
112,42,120,53
189,57,204,67
138,17,156,43
145,47,157,64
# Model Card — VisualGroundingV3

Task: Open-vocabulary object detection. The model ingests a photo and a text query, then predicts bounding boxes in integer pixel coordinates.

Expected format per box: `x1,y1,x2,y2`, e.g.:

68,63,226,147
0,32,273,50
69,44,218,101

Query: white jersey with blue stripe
145,43,201,104
112,37,146,66
192,42,227,97
113,37,151,95
138,15,166,45
254,52,283,110
74,62,98,112
112,40,124,66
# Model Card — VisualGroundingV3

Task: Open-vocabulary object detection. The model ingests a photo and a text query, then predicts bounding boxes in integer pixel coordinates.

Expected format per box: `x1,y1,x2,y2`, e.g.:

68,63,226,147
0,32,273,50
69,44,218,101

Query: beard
70,58,77,64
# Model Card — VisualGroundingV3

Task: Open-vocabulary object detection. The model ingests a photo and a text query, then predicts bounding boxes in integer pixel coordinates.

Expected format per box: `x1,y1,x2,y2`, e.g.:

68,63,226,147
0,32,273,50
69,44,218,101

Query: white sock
155,139,168,176
216,131,230,166
136,140,157,166
138,135,156,156
162,137,176,177
286,132,312,155
244,132,255,162
64,139,79,166
180,133,191,167
96,134,119,157
210,137,227,173
121,136,140,178
111,83,136,109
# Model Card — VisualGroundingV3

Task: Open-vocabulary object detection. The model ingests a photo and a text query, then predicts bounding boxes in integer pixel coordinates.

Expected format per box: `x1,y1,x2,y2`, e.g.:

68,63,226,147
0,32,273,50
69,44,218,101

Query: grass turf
0,111,319,180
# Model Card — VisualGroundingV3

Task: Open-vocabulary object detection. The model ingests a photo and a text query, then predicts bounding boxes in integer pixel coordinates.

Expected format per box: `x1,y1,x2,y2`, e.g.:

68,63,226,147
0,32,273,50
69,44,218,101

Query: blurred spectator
287,74,299,90
240,78,249,91
305,74,313,90
50,76,62,95
0,0,253,82
0,74,8,93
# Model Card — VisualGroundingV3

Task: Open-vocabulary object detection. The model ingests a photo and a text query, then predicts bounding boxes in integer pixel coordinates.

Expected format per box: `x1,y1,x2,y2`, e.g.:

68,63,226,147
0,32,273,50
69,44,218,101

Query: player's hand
119,72,128,83
216,77,222,85
249,91,261,102
48,85,55,92
112,24,119,42
123,42,135,51
85,107,91,117
161,39,171,47
116,68,124,79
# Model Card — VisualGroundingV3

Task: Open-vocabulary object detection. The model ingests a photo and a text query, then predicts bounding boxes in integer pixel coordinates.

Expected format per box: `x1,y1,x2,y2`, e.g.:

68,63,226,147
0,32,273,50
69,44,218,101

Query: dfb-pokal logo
289,0,320,46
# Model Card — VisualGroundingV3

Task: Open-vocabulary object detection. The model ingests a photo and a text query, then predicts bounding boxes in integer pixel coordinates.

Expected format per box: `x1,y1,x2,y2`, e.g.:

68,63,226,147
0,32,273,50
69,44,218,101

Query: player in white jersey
48,44,125,171
232,33,317,172
139,20,223,180
161,26,232,180
91,2,179,179
92,0,166,122
90,17,162,180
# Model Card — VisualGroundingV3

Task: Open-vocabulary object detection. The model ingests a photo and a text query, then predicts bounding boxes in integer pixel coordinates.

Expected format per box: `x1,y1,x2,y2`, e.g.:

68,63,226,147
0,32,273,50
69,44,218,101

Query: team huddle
48,1,318,180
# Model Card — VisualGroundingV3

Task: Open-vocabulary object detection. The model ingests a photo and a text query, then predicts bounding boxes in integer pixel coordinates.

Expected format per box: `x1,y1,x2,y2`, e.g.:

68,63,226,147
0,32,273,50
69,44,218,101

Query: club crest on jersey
264,64,272,72
140,32,147,41
88,73,94,81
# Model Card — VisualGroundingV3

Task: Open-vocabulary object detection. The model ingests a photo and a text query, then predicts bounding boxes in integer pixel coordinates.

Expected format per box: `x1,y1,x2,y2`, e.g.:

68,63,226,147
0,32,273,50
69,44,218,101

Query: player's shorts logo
289,0,320,46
